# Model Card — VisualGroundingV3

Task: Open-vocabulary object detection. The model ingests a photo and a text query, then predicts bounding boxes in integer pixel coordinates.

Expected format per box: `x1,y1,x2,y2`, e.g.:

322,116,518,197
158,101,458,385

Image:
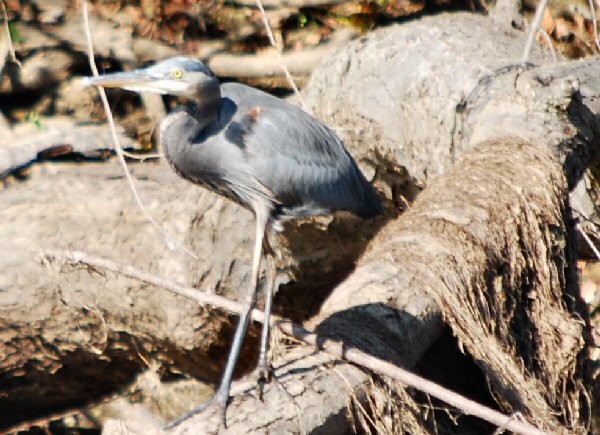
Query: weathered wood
48,15,135,63
98,131,588,434
0,16,134,93
301,12,596,434
207,29,355,85
0,10,597,434
0,118,134,177
151,134,580,434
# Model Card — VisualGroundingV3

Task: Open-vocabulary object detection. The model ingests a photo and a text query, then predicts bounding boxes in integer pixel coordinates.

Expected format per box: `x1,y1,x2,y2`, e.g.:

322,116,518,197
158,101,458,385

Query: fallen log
0,9,598,434
207,28,355,86
126,134,571,434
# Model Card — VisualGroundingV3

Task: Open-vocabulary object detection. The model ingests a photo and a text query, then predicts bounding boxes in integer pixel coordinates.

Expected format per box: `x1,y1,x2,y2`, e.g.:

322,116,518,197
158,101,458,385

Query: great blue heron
87,56,382,427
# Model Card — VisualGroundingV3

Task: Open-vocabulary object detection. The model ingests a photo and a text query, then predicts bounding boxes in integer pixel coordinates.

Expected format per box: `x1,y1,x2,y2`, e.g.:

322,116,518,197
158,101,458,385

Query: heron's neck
161,78,221,166
189,76,221,131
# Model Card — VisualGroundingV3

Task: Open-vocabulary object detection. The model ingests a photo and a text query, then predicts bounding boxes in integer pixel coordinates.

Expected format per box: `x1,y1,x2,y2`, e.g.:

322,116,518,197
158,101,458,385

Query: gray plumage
157,64,382,224
87,56,382,427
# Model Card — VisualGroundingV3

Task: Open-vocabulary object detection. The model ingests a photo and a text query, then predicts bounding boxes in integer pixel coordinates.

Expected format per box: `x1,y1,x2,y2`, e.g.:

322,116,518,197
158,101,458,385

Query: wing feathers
218,83,381,218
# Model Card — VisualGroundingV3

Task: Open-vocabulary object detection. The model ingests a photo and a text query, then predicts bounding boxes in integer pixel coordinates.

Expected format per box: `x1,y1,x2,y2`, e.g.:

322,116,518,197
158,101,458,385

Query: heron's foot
163,390,230,430
256,361,273,401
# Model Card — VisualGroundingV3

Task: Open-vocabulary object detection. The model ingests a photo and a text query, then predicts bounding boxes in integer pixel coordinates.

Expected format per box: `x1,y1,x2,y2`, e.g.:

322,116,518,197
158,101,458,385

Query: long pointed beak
84,69,189,95
84,70,153,90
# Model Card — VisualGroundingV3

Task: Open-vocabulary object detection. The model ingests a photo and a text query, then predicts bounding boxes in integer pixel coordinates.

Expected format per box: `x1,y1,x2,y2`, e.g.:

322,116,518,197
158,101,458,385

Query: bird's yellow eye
171,69,184,79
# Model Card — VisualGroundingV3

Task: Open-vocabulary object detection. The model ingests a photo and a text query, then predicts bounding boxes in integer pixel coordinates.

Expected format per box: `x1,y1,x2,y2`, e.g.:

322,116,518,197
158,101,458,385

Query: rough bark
0,11,597,434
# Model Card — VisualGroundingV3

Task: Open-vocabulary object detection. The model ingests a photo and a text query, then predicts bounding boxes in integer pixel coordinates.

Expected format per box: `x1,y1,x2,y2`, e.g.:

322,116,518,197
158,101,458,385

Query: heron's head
85,57,218,98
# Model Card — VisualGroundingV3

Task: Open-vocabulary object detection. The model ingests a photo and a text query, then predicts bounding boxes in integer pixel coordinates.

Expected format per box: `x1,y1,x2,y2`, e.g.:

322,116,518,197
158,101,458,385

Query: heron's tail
356,184,383,218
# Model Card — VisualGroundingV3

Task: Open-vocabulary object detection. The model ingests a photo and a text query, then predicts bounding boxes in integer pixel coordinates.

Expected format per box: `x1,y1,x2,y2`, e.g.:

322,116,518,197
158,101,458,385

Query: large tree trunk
1,10,597,434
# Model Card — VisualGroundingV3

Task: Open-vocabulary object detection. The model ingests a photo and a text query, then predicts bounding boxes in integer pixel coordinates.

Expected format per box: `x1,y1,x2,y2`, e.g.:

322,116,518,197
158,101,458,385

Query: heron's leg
257,247,276,399
212,203,269,424
164,203,269,429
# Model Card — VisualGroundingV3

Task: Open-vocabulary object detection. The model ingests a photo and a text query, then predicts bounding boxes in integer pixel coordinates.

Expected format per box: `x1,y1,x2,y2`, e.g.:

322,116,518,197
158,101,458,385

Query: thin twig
41,249,550,435
255,0,305,107
44,248,247,318
0,0,19,65
589,0,600,52
333,365,381,434
80,1,197,259
494,412,525,435
521,0,549,64
536,28,557,64
121,150,163,161
577,223,600,261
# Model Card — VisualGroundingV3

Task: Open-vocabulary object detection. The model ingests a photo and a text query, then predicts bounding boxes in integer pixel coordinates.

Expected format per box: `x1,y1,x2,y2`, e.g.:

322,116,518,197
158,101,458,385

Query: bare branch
589,0,600,52
577,223,600,261
42,249,255,322
255,0,305,107
0,0,19,65
536,27,557,63
521,0,549,63
41,249,550,435
208,29,353,80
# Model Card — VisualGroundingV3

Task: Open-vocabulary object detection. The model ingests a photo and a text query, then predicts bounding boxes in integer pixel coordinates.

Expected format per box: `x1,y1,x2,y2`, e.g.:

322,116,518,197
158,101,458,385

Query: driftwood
102,135,574,435
36,249,550,435
208,28,355,84
0,9,598,435
48,15,136,64
3,17,353,94
0,118,134,177
230,0,348,7
0,49,77,92
0,16,134,93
